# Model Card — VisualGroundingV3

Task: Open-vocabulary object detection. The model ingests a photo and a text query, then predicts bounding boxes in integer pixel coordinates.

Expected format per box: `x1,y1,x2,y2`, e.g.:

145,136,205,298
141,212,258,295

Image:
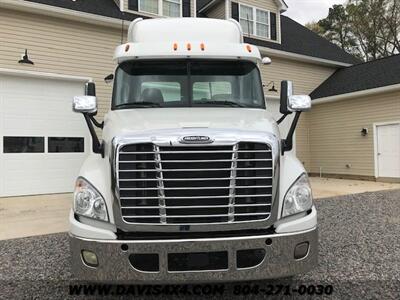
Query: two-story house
0,0,398,197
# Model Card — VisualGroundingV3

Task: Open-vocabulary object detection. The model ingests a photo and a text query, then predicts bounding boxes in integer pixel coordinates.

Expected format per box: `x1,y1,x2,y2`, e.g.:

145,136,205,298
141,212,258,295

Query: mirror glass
73,96,97,113
288,95,312,111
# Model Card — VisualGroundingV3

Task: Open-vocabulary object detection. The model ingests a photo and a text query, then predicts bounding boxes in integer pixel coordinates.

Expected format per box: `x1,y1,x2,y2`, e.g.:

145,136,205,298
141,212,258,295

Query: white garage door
376,123,400,179
0,74,90,197
266,98,296,153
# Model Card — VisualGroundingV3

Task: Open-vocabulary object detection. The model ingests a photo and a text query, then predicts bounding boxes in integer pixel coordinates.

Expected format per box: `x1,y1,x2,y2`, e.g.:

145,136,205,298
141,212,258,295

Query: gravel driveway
1,190,399,299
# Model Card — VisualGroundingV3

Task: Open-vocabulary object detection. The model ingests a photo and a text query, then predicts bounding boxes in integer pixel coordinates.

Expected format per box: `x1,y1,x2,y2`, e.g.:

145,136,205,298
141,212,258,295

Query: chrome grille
117,142,273,224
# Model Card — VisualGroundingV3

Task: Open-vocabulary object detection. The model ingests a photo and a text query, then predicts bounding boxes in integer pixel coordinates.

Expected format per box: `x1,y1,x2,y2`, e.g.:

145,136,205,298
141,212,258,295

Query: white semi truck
70,18,317,282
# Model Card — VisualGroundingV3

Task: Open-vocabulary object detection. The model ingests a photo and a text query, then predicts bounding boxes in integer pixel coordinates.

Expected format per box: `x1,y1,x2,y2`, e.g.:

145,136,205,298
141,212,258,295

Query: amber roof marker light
200,43,205,51
173,43,178,51
187,43,192,51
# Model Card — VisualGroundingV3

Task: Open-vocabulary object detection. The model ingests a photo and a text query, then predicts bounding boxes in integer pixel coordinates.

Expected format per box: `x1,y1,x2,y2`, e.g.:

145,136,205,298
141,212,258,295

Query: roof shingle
24,0,143,21
245,16,361,65
310,54,400,99
197,1,360,65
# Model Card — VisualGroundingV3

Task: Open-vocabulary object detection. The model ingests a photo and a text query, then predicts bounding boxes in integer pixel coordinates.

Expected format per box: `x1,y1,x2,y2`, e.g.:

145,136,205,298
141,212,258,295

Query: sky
283,0,347,25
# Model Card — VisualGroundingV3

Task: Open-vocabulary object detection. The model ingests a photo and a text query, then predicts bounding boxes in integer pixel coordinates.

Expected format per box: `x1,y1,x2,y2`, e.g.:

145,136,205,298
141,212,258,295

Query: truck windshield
112,60,265,109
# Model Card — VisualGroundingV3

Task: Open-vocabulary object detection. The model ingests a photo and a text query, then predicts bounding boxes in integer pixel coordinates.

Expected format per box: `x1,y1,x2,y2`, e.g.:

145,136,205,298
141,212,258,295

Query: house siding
2,3,394,184
0,5,364,178
0,7,334,123
192,0,196,17
123,0,129,11
295,113,311,169
259,55,336,168
260,56,336,96
308,90,400,178
0,8,120,121
207,1,226,19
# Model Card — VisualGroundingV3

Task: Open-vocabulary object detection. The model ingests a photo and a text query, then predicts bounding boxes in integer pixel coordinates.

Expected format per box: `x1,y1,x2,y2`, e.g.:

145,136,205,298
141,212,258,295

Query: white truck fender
77,154,115,224
278,152,310,219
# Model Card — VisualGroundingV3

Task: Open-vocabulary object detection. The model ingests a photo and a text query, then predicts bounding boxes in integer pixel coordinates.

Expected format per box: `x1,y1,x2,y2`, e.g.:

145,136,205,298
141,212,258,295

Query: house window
139,0,159,15
239,4,270,39
139,0,182,17
163,0,181,17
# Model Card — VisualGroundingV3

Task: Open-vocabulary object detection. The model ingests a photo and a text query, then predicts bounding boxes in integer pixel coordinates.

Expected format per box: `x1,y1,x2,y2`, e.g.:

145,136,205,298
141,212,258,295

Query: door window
48,137,84,153
3,136,45,153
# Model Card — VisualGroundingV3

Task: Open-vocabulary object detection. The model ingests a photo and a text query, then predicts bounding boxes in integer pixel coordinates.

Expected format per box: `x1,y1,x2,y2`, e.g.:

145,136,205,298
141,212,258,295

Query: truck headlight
282,173,313,217
74,177,108,222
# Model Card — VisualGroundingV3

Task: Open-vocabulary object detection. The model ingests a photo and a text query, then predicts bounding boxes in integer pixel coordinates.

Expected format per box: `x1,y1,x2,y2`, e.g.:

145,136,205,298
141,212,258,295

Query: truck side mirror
73,81,102,155
85,81,96,96
280,81,312,114
72,81,98,114
73,96,97,114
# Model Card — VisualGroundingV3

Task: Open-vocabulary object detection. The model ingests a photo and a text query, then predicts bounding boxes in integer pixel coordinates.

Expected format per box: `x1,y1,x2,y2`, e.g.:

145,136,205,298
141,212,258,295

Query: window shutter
231,2,239,21
270,12,277,41
128,0,138,11
182,0,191,17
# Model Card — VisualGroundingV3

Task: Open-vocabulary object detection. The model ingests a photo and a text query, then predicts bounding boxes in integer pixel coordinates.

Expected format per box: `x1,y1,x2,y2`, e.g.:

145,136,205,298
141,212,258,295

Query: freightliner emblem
179,136,214,144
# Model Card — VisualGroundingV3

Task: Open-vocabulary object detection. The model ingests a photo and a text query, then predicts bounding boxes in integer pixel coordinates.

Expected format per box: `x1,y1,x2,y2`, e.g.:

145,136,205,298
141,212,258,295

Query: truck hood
103,107,280,143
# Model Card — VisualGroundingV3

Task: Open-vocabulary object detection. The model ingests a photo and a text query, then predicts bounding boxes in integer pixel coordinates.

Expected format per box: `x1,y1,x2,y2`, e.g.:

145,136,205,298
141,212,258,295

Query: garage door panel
4,102,72,117
3,76,84,93
3,115,85,134
0,74,90,197
3,98,84,118
4,180,75,196
4,154,85,167
3,156,85,195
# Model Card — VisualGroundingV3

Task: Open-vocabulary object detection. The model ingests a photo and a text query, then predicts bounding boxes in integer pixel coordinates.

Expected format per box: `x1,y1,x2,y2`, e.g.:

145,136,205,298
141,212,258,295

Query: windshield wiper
196,100,245,107
115,102,161,108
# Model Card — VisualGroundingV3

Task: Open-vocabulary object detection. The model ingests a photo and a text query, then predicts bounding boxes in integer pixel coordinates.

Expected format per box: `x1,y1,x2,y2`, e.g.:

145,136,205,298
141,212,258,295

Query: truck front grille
117,142,273,225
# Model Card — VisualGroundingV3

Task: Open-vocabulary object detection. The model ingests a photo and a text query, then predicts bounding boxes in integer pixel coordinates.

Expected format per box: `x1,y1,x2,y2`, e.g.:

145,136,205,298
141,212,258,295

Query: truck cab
70,18,317,282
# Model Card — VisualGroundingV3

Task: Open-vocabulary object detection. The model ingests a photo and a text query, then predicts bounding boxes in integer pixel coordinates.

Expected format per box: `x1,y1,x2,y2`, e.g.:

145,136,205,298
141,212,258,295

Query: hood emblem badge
179,136,214,144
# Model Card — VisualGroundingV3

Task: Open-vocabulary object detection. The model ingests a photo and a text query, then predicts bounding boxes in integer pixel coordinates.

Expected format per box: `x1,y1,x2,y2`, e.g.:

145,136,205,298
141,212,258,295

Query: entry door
376,123,400,178
0,74,90,197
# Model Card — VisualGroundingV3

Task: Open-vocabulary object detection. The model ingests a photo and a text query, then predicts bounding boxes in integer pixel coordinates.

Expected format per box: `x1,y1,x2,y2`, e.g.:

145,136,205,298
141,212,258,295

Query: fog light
82,250,98,267
294,242,309,260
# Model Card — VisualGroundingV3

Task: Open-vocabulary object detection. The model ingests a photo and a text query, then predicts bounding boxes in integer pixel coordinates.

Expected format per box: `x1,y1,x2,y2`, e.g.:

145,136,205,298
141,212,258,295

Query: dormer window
239,4,270,39
138,0,182,17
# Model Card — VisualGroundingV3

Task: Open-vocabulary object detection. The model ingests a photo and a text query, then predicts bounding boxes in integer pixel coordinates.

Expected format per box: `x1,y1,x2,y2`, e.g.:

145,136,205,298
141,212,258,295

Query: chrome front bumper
70,227,318,283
